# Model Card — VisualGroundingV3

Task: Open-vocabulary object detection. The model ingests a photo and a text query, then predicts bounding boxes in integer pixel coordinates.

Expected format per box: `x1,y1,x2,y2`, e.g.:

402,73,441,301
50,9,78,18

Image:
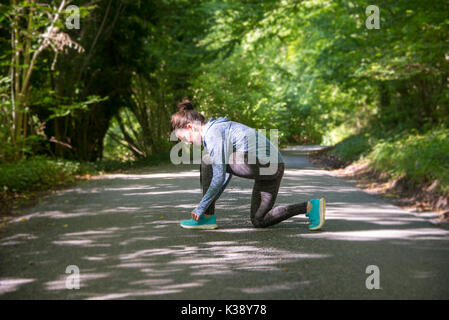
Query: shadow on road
1,150,449,299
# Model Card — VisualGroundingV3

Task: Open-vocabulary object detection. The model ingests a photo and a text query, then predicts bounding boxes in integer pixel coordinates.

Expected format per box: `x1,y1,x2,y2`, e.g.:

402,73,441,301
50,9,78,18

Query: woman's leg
249,163,308,228
228,153,308,228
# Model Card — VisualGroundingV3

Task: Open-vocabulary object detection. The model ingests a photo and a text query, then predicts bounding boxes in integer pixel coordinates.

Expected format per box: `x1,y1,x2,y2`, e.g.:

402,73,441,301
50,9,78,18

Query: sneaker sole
180,224,218,230
309,198,325,231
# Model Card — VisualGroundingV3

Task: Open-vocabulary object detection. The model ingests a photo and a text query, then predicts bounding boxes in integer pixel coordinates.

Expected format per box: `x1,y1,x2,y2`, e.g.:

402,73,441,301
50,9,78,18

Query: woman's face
176,123,202,146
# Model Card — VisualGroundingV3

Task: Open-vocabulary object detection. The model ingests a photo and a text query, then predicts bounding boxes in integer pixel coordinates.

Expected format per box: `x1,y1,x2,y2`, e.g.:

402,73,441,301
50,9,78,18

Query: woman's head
171,99,205,146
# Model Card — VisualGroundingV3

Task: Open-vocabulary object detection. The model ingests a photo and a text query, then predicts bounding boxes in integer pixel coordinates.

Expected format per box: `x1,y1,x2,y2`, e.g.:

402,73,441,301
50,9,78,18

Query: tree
1,0,85,161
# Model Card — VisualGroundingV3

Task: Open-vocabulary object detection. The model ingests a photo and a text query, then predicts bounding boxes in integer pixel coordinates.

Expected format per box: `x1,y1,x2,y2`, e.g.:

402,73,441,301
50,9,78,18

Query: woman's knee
251,217,267,228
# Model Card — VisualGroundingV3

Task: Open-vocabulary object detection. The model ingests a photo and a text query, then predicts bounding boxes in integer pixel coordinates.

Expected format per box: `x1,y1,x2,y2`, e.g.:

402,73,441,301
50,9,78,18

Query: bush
0,151,172,194
367,127,449,195
328,133,373,162
0,156,96,193
93,151,171,172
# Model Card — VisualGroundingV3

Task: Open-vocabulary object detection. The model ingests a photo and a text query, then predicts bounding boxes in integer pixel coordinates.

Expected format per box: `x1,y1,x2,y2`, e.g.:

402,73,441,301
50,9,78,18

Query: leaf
47,95,109,120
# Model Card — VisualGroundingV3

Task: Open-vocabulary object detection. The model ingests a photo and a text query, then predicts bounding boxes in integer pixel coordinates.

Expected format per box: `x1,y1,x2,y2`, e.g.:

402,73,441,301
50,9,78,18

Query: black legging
200,152,308,228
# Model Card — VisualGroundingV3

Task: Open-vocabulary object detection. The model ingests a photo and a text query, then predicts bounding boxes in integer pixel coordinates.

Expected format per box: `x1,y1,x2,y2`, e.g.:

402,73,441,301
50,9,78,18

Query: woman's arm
192,164,231,219
192,128,231,219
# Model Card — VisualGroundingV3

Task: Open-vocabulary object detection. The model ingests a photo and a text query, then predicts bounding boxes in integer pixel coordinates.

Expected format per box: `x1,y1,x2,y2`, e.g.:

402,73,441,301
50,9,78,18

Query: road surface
1,146,448,299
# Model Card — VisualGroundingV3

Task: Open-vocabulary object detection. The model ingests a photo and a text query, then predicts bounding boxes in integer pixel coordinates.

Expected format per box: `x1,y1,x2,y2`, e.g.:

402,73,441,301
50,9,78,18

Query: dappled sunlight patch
279,185,330,192
83,254,108,261
110,242,331,294
279,183,360,194
141,205,175,209
99,207,141,214
162,244,330,271
116,262,157,269
119,236,164,246
152,224,169,229
129,278,173,286
294,228,449,242
100,171,199,180
282,145,328,152
53,237,113,248
225,189,253,195
52,184,175,199
240,281,311,294
215,204,251,212
53,239,99,246
284,169,331,177
155,183,178,187
204,241,237,246
144,220,180,225
64,228,121,237
157,280,209,290
117,262,217,294
0,278,35,295
124,189,201,196
314,201,435,230
54,226,149,248
86,289,182,300
119,248,184,260
44,272,111,291
10,206,142,222
103,186,158,192
140,268,185,277
189,264,235,276
174,204,202,208
326,212,422,224
211,227,268,233
327,215,423,228
0,233,38,246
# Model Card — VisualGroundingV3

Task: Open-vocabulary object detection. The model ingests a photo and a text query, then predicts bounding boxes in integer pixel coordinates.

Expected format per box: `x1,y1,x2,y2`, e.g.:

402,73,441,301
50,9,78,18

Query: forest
0,0,448,214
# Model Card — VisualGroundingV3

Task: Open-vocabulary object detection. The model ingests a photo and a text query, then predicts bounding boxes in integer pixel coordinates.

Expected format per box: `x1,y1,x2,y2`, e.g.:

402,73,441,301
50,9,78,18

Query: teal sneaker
305,202,311,218
180,215,218,230
308,198,326,231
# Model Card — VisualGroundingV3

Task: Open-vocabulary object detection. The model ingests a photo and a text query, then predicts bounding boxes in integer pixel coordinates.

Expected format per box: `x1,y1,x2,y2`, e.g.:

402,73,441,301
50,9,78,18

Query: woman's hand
191,211,200,221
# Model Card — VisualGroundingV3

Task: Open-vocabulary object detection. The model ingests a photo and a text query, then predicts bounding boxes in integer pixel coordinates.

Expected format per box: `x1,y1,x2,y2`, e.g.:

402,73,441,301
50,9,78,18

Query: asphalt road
1,147,449,299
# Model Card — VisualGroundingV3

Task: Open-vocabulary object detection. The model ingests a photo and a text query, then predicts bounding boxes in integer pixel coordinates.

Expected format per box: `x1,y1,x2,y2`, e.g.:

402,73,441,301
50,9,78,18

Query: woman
171,100,326,231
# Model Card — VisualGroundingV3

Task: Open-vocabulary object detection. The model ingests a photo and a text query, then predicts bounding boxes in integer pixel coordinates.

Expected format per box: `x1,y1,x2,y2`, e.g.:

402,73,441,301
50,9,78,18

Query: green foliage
0,74,45,162
1,0,448,199
367,127,449,195
0,156,96,193
93,151,171,173
192,6,326,145
47,95,109,120
327,125,449,196
322,122,359,146
328,133,373,162
191,0,382,145
0,151,172,194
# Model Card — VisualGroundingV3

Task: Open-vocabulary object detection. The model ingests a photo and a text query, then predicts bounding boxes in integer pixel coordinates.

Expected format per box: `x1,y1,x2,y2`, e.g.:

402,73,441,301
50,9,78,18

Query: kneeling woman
171,100,325,231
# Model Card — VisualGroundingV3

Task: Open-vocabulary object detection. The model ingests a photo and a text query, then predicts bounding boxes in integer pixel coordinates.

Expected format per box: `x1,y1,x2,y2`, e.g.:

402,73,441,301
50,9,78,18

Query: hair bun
177,99,194,111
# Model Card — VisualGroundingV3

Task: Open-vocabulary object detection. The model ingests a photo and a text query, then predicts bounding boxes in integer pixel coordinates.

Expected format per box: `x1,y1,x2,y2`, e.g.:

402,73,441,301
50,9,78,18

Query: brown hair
171,99,205,130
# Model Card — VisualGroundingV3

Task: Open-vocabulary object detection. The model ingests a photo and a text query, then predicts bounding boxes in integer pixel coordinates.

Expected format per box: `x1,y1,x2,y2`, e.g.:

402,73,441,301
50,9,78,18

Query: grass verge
0,152,171,219
309,127,449,221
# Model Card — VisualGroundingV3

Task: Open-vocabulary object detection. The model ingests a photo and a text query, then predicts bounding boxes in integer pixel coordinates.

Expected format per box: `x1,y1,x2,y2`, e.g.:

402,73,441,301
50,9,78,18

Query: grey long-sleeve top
192,117,284,216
